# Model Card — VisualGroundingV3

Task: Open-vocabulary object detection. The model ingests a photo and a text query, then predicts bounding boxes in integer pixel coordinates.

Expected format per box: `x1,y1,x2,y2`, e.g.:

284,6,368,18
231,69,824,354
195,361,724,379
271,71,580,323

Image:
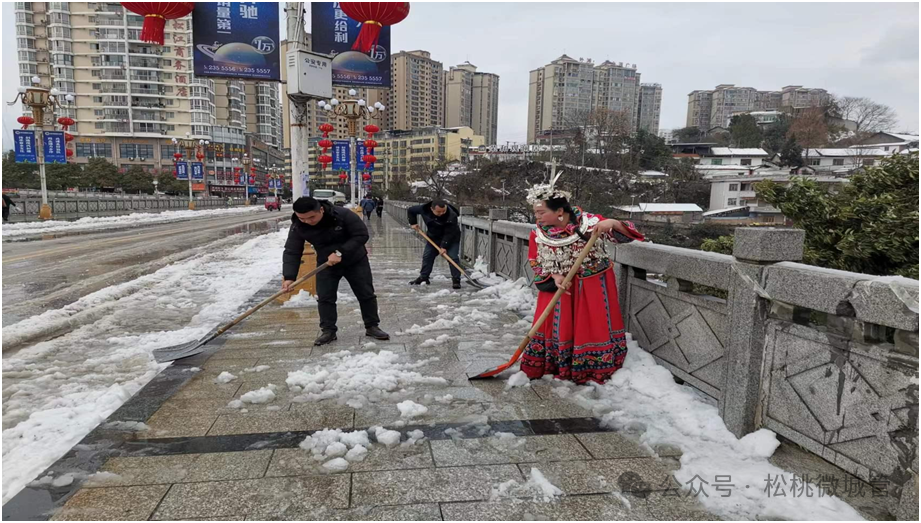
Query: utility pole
287,3,311,200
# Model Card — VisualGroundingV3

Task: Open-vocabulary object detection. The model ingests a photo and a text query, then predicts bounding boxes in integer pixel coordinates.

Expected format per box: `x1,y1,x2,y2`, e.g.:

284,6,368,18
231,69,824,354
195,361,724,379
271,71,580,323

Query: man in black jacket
407,200,462,289
282,197,390,345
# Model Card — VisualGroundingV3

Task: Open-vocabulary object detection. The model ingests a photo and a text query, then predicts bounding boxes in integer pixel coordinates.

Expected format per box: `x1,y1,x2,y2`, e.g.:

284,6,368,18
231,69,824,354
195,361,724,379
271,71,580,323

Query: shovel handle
415,228,470,278
213,262,330,337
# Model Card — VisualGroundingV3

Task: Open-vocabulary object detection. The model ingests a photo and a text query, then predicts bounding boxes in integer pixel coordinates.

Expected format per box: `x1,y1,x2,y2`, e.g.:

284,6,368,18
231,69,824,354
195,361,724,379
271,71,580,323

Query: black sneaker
365,326,390,340
314,331,337,346
452,278,461,290
409,276,430,286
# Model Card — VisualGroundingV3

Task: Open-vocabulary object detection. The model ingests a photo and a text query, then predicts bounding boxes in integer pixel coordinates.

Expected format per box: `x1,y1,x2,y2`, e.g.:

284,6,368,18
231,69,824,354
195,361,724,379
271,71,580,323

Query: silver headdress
526,170,572,205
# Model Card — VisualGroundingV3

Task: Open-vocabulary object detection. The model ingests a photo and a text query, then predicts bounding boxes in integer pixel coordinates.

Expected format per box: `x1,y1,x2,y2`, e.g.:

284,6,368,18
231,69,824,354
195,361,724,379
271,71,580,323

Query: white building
695,147,770,177
612,203,703,224
856,132,919,153
802,148,893,173
707,172,847,224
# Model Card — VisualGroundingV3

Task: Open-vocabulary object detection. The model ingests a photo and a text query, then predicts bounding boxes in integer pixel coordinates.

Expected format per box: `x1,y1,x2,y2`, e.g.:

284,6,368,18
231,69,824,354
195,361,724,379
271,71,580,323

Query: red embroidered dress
522,208,644,384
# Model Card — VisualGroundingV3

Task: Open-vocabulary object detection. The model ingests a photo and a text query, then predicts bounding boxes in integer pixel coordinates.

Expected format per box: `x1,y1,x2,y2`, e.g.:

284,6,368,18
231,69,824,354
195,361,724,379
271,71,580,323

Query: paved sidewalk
22,213,884,521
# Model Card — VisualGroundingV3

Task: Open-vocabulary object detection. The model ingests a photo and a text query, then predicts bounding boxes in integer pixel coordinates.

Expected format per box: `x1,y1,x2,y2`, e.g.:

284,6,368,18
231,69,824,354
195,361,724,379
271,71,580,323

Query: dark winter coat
407,202,461,248
283,200,369,281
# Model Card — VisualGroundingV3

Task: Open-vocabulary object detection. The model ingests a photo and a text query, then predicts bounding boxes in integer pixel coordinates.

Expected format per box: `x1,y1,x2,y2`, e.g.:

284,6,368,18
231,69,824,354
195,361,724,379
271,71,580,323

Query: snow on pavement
1,228,288,504
559,333,865,521
1,205,266,238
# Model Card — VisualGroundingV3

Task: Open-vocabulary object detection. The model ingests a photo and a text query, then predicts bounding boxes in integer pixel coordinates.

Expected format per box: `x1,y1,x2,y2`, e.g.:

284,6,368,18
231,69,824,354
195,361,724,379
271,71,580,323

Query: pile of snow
492,432,526,450
466,277,537,316
281,290,318,309
491,467,563,503
1,229,290,504
468,256,507,286
101,421,149,432
563,333,864,521
419,334,450,347
240,385,277,404
214,372,238,384
285,350,447,404
244,365,271,373
401,429,426,448
396,400,428,419
504,371,531,391
371,426,402,448
2,206,265,238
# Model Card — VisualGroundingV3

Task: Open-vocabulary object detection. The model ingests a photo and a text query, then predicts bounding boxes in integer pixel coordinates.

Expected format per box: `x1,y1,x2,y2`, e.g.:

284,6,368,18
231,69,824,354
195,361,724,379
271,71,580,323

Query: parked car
264,196,282,211
312,189,346,205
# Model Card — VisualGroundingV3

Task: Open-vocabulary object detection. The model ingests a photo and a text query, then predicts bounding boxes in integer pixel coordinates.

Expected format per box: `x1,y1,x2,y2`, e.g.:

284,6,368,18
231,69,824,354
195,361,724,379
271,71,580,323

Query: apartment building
687,84,830,130
637,83,662,135
388,50,444,132
444,62,499,145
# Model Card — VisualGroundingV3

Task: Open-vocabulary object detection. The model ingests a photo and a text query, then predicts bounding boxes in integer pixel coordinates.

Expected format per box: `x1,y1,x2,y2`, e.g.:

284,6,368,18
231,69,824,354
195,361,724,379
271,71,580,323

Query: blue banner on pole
192,2,280,81
176,162,189,180
332,140,350,171
191,162,204,180
43,131,67,164
356,142,374,171
311,2,392,88
13,130,37,163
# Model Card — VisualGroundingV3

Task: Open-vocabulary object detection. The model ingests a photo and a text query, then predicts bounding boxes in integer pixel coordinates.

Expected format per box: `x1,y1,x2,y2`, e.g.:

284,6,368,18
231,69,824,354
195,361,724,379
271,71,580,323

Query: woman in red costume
522,175,645,384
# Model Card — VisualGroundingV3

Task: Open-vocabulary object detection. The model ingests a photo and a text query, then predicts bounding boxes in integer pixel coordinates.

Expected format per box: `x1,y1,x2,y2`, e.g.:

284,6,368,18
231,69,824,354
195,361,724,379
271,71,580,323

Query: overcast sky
4,2,919,150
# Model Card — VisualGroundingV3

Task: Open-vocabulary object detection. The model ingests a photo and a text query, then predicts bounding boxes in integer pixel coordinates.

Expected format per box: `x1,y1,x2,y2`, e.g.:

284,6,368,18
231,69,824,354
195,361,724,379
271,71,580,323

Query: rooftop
709,147,769,157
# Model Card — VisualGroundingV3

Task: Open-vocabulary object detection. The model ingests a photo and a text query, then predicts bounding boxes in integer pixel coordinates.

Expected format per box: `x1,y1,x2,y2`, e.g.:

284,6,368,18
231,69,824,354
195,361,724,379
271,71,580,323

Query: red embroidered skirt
521,267,628,385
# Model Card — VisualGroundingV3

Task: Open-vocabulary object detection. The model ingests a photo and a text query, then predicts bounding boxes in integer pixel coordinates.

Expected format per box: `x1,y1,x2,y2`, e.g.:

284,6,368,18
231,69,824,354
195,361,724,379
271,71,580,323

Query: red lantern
364,124,380,135
362,173,371,181
339,2,410,53
248,177,255,184
196,151,204,161
319,123,335,135
120,3,194,45
17,116,34,129
338,172,348,183
362,154,377,166
65,148,74,158
318,139,333,149
173,152,183,160
319,154,333,169
64,132,75,142
57,116,75,130
364,139,378,149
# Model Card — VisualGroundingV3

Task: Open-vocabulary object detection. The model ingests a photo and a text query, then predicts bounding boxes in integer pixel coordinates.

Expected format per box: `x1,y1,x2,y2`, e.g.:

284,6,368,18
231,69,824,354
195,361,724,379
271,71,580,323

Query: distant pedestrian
2,193,16,222
375,197,384,219
359,195,376,221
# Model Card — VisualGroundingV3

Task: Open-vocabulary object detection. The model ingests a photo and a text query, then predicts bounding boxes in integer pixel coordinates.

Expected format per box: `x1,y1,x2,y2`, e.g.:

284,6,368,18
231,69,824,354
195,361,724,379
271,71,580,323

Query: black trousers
420,238,461,279
316,256,380,332
375,207,383,217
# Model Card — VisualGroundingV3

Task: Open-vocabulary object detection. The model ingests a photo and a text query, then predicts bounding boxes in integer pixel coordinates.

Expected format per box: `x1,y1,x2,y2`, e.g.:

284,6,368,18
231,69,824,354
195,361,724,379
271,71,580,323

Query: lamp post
7,76,73,220
319,89,385,204
241,153,252,205
172,134,196,210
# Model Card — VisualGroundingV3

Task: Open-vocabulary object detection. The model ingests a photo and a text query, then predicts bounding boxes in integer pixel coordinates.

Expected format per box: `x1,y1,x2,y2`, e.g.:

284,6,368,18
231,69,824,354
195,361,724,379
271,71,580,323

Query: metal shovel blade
152,339,206,363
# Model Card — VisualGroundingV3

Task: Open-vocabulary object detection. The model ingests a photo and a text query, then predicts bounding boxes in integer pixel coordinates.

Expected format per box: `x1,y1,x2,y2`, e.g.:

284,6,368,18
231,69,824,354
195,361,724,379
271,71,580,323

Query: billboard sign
311,2,391,88
332,140,350,170
13,130,37,163
193,2,281,81
176,162,189,180
43,131,67,164
191,162,204,180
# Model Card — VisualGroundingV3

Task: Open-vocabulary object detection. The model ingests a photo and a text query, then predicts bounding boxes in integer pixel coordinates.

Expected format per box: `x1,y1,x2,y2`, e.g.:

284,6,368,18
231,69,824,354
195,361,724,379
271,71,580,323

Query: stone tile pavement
36,213,886,521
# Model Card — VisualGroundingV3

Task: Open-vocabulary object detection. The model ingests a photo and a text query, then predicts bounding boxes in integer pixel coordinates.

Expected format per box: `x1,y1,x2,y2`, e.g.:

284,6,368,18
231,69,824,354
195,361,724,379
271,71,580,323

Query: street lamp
241,153,252,205
7,77,71,220
172,136,196,210
319,90,386,204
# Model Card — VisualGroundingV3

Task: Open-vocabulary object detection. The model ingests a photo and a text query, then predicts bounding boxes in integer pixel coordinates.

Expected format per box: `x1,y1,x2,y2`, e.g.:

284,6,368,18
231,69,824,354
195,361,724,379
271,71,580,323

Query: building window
729,183,739,191
862,159,875,166
711,159,723,165
76,143,112,158
727,198,737,206
809,158,821,166
832,159,845,166
740,158,752,166
740,183,752,191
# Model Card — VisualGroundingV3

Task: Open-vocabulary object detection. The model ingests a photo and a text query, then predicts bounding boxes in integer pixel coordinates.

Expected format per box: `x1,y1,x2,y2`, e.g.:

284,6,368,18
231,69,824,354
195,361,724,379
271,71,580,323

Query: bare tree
834,96,898,134
788,107,829,161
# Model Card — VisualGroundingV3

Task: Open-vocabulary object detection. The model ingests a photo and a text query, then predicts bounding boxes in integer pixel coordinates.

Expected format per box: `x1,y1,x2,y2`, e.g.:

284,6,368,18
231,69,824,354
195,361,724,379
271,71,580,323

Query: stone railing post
486,208,508,273
459,206,475,261
722,227,805,437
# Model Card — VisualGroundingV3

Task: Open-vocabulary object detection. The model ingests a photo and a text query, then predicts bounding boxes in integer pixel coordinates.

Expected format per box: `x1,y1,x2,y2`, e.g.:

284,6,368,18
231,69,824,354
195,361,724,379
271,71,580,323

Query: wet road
2,208,290,339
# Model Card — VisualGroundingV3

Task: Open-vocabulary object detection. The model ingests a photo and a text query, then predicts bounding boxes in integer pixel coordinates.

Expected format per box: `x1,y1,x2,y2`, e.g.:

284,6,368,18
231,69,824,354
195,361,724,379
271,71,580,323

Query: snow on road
1,206,268,238
1,229,288,504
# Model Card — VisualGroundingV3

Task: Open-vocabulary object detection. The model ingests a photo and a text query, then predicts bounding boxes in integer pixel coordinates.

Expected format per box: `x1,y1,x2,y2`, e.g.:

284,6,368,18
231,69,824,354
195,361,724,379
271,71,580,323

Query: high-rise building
388,50,445,131
637,83,662,135
14,2,284,196
686,84,830,130
527,55,660,143
444,62,499,145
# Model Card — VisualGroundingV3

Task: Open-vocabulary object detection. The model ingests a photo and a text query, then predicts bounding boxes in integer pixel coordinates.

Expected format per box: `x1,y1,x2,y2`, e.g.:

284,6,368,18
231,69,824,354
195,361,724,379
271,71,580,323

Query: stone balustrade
384,199,919,518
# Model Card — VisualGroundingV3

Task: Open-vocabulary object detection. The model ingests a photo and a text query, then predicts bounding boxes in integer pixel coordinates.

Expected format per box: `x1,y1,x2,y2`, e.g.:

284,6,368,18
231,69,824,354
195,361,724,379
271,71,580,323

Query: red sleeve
528,230,549,281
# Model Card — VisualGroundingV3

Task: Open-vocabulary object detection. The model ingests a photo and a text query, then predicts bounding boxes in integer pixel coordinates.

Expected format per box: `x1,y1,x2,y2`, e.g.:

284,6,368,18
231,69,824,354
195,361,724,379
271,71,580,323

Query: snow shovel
467,229,602,380
414,228,489,290
152,262,330,363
